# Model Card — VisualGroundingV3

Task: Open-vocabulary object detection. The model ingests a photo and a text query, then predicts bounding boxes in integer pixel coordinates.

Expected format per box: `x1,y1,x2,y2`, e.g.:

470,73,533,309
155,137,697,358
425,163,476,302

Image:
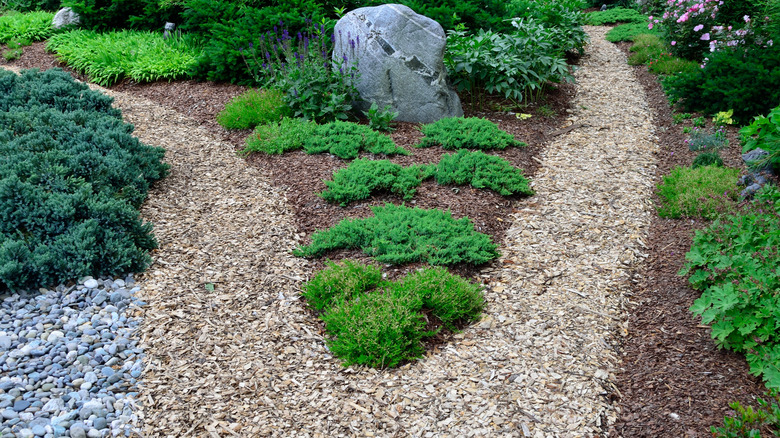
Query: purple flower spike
330,33,336,43
297,32,302,41
274,25,278,33
339,67,343,74
266,52,271,59
356,35,360,47
279,19,284,26
350,39,355,49
343,53,348,63
249,42,253,48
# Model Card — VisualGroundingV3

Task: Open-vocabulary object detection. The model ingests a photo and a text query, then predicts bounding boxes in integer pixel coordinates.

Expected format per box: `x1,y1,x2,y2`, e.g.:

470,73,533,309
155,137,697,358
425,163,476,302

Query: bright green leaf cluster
417,117,526,150
682,186,780,388
304,260,484,368
711,390,780,437
0,69,168,292
436,150,534,196
293,203,499,266
584,7,647,26
320,159,436,206
0,11,55,44
656,165,740,219
241,117,317,155
606,23,660,43
740,104,780,173
46,29,202,86
216,88,291,130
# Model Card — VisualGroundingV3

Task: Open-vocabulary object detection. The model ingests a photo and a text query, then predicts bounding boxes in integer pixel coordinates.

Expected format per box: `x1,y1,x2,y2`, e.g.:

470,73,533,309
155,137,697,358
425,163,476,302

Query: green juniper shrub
397,267,484,330
418,117,526,150
682,185,780,388
626,33,666,65
606,23,660,42
712,390,780,437
662,43,780,125
241,117,316,155
3,0,61,12
740,104,780,173
303,121,408,159
46,29,202,86
435,150,534,196
692,152,724,169
0,69,167,292
301,259,382,312
505,0,588,54
402,0,509,32
319,159,435,206
293,203,499,266
584,7,646,26
656,165,740,219
363,102,398,133
0,10,55,43
320,284,430,368
672,112,692,124
61,0,182,31
216,88,290,130
647,52,699,75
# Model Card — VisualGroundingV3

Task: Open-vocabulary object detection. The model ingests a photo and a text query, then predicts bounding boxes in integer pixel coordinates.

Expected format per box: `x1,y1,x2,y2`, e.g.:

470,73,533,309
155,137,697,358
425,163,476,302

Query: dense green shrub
304,260,485,368
682,186,780,388
241,117,317,155
216,88,290,130
3,0,60,12
656,165,740,219
692,152,724,169
46,29,202,86
0,69,168,291
647,52,699,75
626,33,666,65
0,10,55,43
402,0,509,32
61,0,181,31
303,121,408,159
418,117,526,150
584,7,646,26
504,0,588,54
712,390,780,437
740,104,780,173
320,159,435,206
662,44,780,124
436,150,534,196
301,259,382,311
294,204,499,266
606,23,659,42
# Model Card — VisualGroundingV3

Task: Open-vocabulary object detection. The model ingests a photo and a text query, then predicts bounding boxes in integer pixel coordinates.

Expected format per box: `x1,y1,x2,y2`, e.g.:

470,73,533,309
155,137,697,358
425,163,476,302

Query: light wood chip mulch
2,25,659,437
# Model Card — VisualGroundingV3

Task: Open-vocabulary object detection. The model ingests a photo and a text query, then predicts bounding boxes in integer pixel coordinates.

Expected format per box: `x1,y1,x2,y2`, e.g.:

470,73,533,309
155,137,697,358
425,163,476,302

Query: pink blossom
677,13,689,23
694,24,704,31
700,32,711,40
648,23,654,30
671,40,677,45
744,15,751,22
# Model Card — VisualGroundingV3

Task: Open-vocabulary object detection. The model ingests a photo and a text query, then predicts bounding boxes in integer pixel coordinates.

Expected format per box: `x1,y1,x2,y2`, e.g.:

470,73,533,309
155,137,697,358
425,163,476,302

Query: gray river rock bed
0,276,144,437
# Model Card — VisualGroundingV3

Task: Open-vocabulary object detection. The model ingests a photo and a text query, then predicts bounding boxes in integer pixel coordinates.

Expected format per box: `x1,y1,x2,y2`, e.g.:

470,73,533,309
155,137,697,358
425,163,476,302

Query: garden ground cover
1,25,775,438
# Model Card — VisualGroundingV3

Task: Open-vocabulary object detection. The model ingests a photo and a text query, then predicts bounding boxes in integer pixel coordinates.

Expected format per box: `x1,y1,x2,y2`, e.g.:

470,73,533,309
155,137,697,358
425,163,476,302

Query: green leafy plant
693,116,707,127
0,69,168,292
682,185,780,388
3,0,61,12
692,152,724,169
46,29,202,86
740,104,780,172
0,10,55,43
627,33,666,66
656,165,740,219
686,126,729,152
712,390,780,437
714,109,736,127
436,150,534,196
536,104,555,118
673,112,693,124
683,126,693,134
216,88,290,130
584,7,646,26
2,38,27,60
303,121,408,159
363,102,398,132
319,159,435,206
294,203,499,266
241,117,317,155
606,23,660,42
60,0,181,31
418,117,526,150
647,52,699,75
303,260,485,368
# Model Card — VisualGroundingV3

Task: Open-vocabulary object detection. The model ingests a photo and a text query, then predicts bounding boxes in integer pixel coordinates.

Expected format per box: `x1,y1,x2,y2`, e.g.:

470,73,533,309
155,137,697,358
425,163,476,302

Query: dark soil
3,38,772,437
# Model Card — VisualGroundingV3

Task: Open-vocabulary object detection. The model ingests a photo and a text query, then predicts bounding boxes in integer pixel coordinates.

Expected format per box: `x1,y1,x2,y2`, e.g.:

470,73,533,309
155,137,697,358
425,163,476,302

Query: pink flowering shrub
651,0,723,59
707,15,775,54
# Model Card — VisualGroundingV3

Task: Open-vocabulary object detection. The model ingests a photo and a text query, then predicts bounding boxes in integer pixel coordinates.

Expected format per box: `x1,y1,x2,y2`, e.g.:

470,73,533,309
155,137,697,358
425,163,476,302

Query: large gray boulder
332,4,463,124
52,7,80,29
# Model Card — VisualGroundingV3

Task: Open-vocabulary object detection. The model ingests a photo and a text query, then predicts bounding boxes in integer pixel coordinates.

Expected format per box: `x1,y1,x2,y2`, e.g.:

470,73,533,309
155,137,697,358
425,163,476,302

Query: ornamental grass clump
417,117,526,150
303,260,485,368
435,150,534,196
216,88,290,130
319,159,436,206
656,165,740,219
293,204,499,266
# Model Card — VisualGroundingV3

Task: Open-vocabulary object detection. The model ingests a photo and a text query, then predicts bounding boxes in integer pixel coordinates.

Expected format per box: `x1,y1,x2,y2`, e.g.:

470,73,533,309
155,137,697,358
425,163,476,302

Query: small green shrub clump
606,24,659,43
626,33,666,65
656,165,740,219
436,150,534,196
0,69,168,291
320,159,436,206
241,117,317,155
712,390,780,437
301,259,382,311
740,105,780,173
647,52,699,75
46,29,202,86
692,152,724,169
303,121,408,159
4,0,61,12
294,204,499,266
363,102,398,133
0,11,55,44
216,88,290,130
60,0,181,31
682,186,780,388
418,117,526,150
304,261,485,368
584,7,646,26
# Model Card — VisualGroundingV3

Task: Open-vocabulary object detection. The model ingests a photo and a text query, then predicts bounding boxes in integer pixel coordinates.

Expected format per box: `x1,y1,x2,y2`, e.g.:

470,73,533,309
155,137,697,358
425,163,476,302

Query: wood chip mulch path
0,24,771,437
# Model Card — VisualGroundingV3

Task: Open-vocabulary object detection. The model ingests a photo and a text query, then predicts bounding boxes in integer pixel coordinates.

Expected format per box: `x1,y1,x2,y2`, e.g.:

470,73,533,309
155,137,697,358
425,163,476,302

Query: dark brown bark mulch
608,42,768,438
